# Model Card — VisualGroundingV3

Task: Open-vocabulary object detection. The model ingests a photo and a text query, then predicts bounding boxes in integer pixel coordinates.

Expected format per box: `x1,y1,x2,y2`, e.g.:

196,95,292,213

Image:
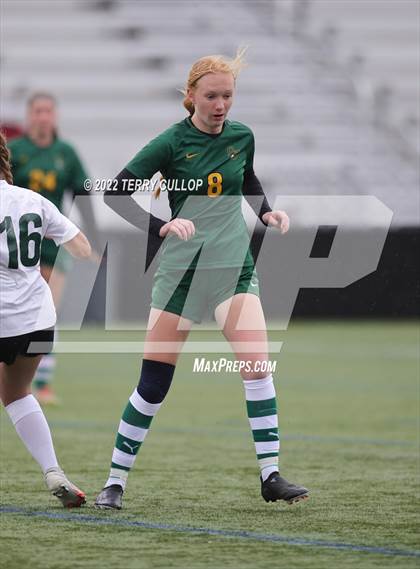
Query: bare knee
0,356,41,406
142,353,180,366
144,309,191,366
238,356,271,381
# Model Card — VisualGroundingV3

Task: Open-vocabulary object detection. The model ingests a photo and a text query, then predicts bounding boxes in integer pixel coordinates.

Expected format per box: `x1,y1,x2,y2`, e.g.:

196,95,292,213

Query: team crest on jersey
19,155,29,164
55,156,65,170
227,146,240,160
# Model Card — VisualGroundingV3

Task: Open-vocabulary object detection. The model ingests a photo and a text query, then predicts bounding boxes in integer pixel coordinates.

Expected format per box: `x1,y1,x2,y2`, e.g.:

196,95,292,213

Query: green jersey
8,135,89,271
126,118,255,269
8,136,88,210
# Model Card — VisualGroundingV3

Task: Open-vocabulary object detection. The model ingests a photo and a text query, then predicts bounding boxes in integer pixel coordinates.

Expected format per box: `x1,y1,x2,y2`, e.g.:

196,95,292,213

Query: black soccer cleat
94,484,124,510
261,472,309,504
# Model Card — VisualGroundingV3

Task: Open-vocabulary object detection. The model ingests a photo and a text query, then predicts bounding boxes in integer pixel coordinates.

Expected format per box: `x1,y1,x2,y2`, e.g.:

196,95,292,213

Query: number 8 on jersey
207,172,223,198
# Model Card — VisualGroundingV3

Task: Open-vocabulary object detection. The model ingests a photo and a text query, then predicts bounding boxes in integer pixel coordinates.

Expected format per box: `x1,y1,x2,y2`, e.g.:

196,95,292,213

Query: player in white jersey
0,132,91,507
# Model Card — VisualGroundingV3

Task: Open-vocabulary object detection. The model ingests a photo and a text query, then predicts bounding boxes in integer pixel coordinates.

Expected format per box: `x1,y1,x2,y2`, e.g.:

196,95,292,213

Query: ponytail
183,96,195,116
153,175,164,199
0,132,13,184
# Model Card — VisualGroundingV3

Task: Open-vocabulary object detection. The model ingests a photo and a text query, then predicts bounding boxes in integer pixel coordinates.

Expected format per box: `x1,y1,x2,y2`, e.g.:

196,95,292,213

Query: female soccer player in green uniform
95,51,309,509
8,93,98,404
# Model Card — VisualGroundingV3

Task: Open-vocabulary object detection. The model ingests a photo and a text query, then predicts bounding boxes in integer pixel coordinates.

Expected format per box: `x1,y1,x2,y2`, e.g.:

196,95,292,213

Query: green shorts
151,265,260,323
41,238,72,273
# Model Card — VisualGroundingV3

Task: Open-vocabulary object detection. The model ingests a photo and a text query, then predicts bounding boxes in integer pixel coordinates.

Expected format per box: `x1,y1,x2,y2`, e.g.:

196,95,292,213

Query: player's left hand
262,210,290,234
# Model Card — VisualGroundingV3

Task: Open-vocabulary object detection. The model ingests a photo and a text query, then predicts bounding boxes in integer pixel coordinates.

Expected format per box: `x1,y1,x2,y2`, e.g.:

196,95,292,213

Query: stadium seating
2,0,419,229
308,0,419,151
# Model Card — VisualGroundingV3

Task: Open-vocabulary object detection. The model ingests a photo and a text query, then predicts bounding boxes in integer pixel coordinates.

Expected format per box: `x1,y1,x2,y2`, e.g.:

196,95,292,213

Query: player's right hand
159,218,196,241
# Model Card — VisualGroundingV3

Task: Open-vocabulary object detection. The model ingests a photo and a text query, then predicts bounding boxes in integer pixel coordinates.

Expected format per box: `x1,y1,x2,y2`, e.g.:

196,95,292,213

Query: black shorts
0,328,55,366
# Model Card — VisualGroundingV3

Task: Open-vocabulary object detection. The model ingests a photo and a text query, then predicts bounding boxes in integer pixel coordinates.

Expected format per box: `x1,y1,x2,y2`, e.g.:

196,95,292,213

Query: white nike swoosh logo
122,441,138,453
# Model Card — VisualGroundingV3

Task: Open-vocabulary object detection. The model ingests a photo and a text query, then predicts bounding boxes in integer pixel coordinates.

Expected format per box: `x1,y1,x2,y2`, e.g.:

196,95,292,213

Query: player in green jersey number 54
95,50,309,509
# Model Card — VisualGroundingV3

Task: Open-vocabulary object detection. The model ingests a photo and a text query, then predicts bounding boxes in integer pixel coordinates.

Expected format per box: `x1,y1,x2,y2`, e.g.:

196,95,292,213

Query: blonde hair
0,131,13,184
154,49,247,199
182,47,247,116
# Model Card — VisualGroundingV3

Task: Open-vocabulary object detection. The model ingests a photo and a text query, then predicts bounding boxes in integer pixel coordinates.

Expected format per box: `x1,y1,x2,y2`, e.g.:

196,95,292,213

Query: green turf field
1,321,419,569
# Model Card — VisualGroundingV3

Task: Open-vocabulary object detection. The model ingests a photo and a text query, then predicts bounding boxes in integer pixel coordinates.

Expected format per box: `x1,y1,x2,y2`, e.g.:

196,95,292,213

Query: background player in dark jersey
8,93,99,404
95,51,309,509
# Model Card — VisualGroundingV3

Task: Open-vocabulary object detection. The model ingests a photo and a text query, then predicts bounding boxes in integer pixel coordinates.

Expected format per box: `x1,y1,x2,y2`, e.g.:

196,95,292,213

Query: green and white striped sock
33,354,56,390
244,375,279,482
105,389,162,490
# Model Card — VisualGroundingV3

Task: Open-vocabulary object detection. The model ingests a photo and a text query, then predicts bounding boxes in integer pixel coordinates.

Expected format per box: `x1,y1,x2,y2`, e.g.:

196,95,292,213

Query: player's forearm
242,169,272,225
63,230,91,258
75,192,103,253
104,168,166,238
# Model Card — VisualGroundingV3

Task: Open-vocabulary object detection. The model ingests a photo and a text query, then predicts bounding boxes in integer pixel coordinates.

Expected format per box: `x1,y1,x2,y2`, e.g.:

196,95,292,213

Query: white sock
105,468,129,491
5,394,59,474
261,464,279,482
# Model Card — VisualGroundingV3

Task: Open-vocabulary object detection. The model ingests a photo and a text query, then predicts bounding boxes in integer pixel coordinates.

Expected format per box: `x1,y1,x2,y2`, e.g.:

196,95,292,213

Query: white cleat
44,467,86,508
